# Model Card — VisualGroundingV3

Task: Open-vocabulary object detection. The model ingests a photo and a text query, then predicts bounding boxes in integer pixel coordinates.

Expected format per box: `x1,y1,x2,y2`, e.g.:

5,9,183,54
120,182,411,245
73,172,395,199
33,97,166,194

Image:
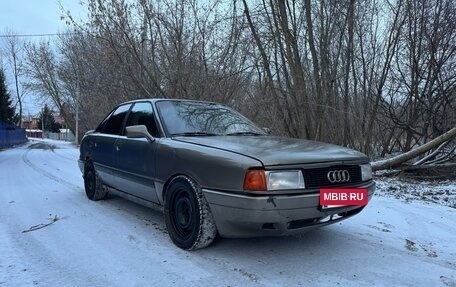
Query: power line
0,32,80,38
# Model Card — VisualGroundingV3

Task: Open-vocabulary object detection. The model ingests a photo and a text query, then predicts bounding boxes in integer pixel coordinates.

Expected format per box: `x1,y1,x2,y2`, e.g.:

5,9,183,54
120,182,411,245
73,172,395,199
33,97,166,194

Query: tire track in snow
52,145,79,162
52,151,75,162
22,148,82,193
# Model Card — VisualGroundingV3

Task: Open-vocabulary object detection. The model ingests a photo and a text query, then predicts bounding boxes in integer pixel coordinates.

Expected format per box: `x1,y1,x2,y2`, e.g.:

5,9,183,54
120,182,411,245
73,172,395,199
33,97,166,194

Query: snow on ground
0,139,455,287
375,175,456,209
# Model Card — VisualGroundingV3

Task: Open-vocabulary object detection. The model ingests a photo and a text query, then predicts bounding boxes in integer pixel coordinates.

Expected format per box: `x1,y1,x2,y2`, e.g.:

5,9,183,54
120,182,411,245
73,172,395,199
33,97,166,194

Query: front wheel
164,176,217,250
84,161,107,201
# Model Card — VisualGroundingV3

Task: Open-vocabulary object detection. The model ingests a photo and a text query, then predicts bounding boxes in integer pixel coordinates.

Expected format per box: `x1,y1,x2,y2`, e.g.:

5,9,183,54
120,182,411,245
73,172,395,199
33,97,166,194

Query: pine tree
37,104,61,132
0,68,16,124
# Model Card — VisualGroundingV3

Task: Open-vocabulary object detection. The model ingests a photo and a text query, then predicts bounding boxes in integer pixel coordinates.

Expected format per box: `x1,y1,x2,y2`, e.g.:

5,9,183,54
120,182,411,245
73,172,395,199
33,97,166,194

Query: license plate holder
320,204,348,210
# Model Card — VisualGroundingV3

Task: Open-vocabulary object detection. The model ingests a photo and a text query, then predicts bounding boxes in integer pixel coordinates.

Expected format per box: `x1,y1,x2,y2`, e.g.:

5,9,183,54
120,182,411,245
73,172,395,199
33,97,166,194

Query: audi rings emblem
327,170,350,183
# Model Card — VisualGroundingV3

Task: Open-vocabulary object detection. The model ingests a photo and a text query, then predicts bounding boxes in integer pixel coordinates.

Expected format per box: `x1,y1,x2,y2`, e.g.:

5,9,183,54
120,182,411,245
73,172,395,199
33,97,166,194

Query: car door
111,102,160,203
89,104,131,187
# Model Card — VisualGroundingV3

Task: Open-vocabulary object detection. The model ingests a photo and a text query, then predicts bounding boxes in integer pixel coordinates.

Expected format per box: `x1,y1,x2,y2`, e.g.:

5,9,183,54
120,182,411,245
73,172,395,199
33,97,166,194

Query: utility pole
140,12,148,97
75,75,79,144
41,106,44,139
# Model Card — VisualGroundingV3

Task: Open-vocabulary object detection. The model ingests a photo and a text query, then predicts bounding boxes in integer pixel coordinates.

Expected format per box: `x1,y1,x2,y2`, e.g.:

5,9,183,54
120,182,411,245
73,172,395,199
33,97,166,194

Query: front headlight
361,164,373,181
265,170,305,190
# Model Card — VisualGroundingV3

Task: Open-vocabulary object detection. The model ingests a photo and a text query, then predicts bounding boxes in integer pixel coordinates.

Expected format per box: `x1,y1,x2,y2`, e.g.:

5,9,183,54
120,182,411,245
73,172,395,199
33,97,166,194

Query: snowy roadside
374,175,456,209
0,139,455,287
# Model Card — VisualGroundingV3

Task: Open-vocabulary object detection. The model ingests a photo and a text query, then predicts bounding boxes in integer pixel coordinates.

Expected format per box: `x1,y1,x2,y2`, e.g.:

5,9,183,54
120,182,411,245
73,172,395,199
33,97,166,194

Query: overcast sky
0,0,85,35
0,0,86,116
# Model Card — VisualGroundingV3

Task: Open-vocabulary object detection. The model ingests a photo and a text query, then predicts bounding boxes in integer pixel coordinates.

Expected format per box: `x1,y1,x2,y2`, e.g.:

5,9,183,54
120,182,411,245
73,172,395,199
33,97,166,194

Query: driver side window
96,104,131,135
124,102,160,137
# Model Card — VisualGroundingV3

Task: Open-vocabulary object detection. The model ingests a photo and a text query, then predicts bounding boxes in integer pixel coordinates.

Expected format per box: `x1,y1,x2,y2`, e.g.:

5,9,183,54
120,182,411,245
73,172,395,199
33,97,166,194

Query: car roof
123,98,221,105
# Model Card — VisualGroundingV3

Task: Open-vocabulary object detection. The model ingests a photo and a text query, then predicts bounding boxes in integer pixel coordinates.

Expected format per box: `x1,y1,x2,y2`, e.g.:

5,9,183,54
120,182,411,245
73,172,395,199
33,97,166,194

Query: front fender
155,139,262,203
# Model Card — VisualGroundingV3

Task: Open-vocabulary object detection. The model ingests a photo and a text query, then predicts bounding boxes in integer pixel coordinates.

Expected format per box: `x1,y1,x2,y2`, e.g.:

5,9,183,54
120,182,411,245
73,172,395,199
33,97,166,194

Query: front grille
303,165,362,188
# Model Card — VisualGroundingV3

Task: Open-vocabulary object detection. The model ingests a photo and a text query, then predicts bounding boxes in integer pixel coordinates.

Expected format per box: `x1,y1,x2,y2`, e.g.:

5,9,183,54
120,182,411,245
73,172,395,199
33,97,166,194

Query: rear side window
124,102,160,137
97,104,131,135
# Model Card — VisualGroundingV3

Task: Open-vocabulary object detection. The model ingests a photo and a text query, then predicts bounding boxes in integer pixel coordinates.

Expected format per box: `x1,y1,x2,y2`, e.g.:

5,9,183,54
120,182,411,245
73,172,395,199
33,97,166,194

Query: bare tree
381,0,456,153
23,42,73,130
20,0,455,157
1,30,27,126
240,0,407,154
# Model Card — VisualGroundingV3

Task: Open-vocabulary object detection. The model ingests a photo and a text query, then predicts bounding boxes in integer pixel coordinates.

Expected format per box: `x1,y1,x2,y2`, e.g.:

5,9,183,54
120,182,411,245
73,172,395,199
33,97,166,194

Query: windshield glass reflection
156,100,265,136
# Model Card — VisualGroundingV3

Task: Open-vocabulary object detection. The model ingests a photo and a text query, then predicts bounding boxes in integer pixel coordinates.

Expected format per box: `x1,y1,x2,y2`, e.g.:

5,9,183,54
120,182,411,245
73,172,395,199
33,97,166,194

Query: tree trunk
372,127,456,171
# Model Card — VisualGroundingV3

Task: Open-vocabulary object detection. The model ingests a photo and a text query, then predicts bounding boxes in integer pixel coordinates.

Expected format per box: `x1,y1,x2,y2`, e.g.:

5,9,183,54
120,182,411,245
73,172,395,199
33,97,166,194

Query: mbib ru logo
320,188,368,206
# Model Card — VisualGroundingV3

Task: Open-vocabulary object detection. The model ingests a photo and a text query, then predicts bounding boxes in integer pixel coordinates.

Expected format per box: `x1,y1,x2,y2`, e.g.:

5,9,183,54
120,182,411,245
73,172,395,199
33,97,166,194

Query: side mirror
126,125,155,142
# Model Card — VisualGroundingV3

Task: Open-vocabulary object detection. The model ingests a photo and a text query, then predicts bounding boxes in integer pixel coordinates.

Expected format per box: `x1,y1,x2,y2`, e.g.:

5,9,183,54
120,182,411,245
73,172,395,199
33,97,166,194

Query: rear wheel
164,176,217,250
84,161,107,201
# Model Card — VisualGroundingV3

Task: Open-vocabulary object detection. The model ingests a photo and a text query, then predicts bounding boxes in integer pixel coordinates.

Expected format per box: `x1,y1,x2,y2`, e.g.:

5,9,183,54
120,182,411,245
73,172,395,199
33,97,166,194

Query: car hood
173,136,369,166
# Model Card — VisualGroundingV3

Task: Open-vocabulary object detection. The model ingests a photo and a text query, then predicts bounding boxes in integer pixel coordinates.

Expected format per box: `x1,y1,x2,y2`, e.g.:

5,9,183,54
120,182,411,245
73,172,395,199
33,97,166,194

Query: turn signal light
243,170,267,191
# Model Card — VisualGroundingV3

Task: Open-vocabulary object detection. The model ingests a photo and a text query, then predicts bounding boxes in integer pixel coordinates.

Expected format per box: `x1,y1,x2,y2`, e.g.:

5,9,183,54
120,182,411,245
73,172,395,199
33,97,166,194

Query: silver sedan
78,99,375,250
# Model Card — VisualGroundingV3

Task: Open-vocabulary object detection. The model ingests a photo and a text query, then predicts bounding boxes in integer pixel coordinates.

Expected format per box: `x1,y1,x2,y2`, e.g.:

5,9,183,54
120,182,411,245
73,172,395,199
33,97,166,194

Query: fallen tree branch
414,140,451,165
372,127,456,171
425,145,456,165
22,215,59,233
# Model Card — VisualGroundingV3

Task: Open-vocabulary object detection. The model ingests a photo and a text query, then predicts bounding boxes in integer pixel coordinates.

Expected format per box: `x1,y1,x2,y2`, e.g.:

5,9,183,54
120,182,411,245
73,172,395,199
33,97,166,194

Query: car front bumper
203,181,375,238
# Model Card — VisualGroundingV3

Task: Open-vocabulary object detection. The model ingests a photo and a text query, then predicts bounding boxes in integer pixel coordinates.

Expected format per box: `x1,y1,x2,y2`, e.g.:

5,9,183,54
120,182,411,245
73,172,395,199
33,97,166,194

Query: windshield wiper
225,131,263,136
171,132,219,137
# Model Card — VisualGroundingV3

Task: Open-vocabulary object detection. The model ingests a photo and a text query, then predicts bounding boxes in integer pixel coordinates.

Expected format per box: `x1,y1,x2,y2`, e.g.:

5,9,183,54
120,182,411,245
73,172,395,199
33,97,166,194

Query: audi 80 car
78,99,375,250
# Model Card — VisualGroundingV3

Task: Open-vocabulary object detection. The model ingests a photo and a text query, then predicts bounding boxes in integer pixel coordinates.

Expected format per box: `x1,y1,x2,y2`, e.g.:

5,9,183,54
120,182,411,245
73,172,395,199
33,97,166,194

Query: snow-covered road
1,139,455,286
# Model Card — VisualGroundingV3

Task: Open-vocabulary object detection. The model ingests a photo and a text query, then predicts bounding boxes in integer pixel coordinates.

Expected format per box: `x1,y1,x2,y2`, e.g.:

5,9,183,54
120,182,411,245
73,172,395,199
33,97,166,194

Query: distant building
25,129,43,138
21,114,42,138
21,114,40,130
21,111,74,140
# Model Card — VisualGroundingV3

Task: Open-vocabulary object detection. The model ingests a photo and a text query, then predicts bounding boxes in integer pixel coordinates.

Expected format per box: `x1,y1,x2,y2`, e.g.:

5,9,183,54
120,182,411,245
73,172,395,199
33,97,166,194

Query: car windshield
156,100,266,136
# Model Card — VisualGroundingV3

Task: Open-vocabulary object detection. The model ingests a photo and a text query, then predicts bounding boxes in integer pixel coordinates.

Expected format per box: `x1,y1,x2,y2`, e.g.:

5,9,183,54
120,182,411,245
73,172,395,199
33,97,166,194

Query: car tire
84,161,107,201
164,175,217,250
